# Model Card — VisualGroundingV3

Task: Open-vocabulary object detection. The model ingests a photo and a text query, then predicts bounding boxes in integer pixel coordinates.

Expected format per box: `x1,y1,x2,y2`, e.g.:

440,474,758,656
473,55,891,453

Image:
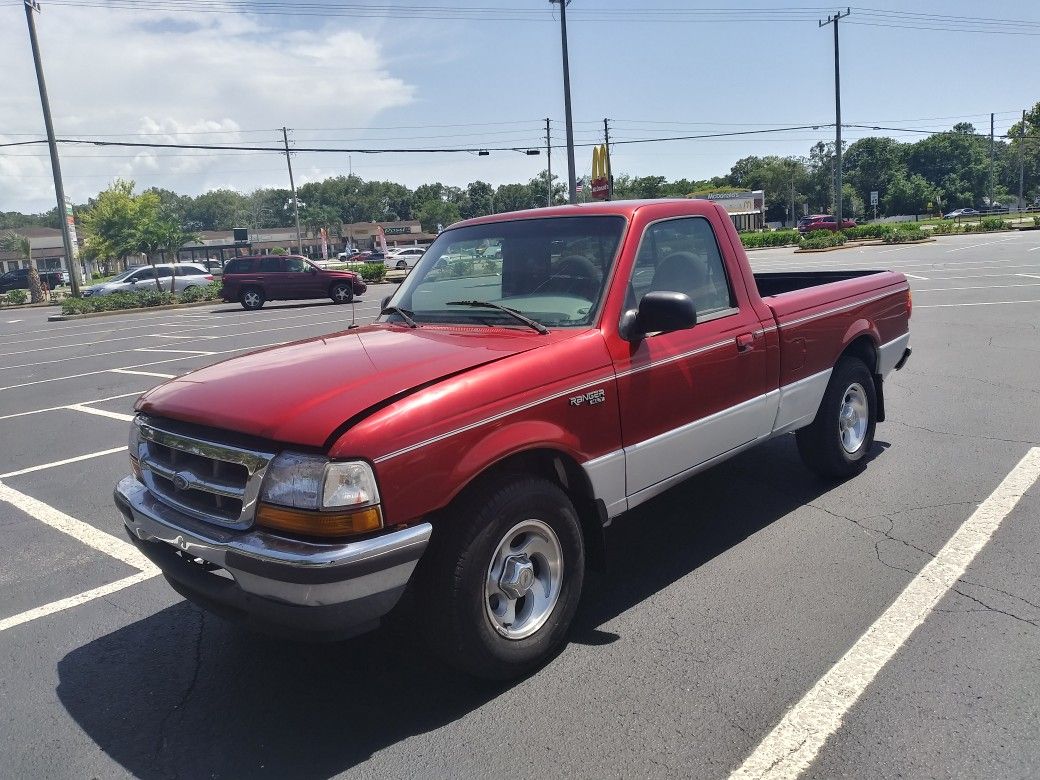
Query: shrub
740,230,800,248
842,224,892,240
178,281,222,303
358,262,385,283
6,289,28,305
61,296,94,315
1033,216,1039,227
979,217,1007,231
883,225,926,243
800,232,846,250
931,221,957,234
59,289,175,315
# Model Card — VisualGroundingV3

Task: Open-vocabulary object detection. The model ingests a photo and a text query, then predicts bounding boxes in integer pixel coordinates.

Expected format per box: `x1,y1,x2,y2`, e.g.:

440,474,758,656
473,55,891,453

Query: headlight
258,453,382,538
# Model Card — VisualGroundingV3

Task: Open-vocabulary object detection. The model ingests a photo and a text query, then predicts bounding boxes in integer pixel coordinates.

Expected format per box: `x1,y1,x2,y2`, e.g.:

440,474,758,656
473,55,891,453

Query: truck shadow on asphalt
55,434,884,779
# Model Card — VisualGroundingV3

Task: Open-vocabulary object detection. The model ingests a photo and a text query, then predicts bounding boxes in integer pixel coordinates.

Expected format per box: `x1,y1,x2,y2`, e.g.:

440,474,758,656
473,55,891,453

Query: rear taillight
907,289,912,318
205,274,214,281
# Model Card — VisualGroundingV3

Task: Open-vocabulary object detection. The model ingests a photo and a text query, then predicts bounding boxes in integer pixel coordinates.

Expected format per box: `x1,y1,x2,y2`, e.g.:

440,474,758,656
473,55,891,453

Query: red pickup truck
115,199,911,678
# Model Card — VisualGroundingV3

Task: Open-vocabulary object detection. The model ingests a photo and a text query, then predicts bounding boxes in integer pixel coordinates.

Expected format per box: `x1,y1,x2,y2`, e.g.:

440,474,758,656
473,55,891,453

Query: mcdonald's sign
590,144,611,201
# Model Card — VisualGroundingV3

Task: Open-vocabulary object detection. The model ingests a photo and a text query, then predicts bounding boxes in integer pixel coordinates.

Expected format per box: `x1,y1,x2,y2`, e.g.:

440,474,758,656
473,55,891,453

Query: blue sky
1,0,1038,212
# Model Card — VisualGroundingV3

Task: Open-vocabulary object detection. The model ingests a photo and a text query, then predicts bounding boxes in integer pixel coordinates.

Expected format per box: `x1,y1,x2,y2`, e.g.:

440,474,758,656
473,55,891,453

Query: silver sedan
82,263,214,296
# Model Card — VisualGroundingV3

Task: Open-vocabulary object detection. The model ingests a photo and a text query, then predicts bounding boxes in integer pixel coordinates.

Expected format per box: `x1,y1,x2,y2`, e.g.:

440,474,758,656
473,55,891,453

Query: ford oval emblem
172,471,192,491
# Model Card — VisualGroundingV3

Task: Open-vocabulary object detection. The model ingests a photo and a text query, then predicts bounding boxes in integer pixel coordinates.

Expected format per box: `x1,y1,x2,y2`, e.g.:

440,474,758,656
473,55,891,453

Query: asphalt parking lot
1,232,1038,779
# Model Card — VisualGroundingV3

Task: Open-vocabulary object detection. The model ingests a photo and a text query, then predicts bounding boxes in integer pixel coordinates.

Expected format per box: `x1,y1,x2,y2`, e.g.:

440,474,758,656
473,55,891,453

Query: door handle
736,333,755,352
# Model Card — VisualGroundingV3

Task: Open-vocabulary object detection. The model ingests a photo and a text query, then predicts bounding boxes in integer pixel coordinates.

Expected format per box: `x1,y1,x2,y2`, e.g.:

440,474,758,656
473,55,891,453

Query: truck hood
136,325,546,447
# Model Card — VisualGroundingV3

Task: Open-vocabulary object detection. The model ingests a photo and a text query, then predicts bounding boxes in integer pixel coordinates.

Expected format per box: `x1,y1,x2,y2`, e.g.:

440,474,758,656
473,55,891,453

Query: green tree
882,173,935,216
416,198,461,233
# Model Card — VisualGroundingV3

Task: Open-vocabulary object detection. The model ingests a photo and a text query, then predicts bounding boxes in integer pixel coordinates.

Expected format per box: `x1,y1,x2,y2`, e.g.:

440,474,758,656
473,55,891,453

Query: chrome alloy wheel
242,290,262,308
332,284,352,303
838,382,869,454
485,519,564,640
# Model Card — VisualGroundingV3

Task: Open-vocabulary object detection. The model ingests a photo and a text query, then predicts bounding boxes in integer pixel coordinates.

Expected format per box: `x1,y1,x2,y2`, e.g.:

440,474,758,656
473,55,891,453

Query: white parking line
66,404,135,422
0,479,155,571
946,236,1022,252
731,447,1040,780
1016,273,1040,279
0,571,157,633
904,274,929,280
0,392,143,421
0,446,128,479
913,282,1040,292
109,368,176,379
133,348,216,355
915,299,1040,309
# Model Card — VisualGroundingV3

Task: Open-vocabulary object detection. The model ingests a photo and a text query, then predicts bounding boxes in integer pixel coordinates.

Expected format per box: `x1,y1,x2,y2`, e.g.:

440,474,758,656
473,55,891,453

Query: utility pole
545,118,552,207
550,0,578,204
603,118,613,200
23,0,80,296
282,127,303,254
989,112,996,209
819,8,850,226
1018,109,1026,212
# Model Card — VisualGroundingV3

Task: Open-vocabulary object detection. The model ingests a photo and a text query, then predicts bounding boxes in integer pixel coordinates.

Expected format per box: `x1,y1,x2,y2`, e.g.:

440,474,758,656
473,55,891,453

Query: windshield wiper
380,305,419,328
446,300,549,334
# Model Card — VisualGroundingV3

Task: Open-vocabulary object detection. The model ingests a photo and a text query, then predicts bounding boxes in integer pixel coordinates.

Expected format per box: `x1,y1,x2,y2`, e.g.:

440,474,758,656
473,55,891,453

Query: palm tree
0,233,44,302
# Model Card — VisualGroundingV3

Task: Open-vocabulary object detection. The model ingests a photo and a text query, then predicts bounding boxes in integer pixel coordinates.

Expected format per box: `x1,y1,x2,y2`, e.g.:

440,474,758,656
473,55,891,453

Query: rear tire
330,282,353,304
414,475,585,680
240,287,265,310
396,260,408,270
796,356,877,479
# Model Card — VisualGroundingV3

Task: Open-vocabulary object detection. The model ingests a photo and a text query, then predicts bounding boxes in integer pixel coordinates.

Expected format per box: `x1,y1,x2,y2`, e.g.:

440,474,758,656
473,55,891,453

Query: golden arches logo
591,144,610,181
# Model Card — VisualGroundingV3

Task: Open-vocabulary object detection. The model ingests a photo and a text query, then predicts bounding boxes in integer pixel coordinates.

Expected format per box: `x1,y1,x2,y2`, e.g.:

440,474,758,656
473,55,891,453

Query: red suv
798,214,857,233
221,255,367,310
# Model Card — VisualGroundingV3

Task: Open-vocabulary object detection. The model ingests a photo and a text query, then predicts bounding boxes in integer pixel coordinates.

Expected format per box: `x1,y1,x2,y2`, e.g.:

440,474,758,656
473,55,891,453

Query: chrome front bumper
114,475,431,638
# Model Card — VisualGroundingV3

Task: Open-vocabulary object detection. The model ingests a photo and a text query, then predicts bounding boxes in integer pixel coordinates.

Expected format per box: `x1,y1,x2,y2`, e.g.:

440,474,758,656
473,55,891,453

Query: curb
48,299,220,322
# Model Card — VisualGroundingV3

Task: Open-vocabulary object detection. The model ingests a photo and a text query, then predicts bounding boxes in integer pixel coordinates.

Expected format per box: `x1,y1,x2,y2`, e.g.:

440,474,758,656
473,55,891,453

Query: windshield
106,268,138,283
385,215,626,329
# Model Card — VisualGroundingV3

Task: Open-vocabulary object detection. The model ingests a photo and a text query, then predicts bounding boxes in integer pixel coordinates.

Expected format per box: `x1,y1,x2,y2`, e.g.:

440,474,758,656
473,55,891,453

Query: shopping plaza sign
590,144,611,201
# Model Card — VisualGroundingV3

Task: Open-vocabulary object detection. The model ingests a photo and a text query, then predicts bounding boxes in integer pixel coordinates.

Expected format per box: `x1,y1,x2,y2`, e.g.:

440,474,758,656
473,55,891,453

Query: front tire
396,260,408,270
330,282,353,304
416,475,585,680
240,287,264,310
796,356,877,479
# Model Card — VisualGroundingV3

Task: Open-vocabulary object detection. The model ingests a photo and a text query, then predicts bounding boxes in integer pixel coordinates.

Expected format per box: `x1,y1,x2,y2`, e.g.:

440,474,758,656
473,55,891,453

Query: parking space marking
133,348,216,355
0,392,143,421
731,447,1040,780
66,404,135,422
946,236,1022,252
904,274,929,280
913,282,1040,293
1016,273,1040,279
0,570,158,633
109,368,176,379
0,446,128,479
0,479,156,572
915,299,1040,309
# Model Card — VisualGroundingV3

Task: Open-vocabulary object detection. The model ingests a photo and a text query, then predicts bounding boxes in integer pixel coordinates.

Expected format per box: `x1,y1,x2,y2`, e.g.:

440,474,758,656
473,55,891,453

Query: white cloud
0,5,416,212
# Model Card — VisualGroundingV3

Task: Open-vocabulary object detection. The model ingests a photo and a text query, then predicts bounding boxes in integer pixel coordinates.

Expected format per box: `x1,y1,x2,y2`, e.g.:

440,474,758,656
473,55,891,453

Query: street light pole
282,126,303,254
551,0,578,204
819,8,850,226
23,0,80,296
545,118,552,207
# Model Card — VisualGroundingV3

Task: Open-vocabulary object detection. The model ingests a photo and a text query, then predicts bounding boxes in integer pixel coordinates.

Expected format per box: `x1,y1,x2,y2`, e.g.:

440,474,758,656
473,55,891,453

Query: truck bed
753,270,884,298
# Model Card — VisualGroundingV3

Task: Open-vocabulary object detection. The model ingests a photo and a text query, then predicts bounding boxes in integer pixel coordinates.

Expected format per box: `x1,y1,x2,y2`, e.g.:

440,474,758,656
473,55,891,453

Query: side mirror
129,278,137,284
380,295,392,311
619,291,697,342
309,267,318,274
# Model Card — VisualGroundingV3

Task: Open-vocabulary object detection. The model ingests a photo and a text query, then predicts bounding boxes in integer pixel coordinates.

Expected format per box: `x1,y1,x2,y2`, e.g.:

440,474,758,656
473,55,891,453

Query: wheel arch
444,446,608,572
838,330,884,421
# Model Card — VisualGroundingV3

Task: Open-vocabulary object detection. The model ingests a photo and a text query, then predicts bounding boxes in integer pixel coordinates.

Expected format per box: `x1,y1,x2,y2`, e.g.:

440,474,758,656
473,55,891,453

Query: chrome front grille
134,417,276,529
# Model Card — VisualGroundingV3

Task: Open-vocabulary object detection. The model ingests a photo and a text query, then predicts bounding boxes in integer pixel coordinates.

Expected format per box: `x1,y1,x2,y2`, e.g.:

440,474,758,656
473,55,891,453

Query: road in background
1,235,1039,779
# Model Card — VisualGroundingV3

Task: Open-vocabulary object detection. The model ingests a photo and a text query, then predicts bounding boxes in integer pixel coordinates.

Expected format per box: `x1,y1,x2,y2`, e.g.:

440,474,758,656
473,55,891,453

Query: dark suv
221,255,367,310
0,267,69,293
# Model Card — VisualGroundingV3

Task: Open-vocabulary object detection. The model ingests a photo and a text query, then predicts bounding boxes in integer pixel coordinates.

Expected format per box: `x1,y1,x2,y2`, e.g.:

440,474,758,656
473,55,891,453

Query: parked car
943,208,979,219
384,246,426,270
220,254,367,310
797,214,828,231
0,267,68,293
82,263,213,297
798,214,857,233
116,198,911,679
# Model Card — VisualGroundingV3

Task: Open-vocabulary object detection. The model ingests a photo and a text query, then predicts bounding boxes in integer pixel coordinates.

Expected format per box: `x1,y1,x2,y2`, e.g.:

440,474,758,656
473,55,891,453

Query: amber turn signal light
256,502,383,538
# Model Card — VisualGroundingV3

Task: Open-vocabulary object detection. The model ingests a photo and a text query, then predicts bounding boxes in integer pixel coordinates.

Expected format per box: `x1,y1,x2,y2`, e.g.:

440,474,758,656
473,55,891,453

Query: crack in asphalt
944,588,1040,629
891,420,1039,446
154,609,205,779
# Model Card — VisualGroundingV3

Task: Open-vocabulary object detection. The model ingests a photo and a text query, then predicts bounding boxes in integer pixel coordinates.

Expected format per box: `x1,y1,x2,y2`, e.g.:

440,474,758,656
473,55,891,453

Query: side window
156,267,174,279
628,217,735,317
284,257,308,273
259,257,282,272
133,268,155,281
225,259,251,274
